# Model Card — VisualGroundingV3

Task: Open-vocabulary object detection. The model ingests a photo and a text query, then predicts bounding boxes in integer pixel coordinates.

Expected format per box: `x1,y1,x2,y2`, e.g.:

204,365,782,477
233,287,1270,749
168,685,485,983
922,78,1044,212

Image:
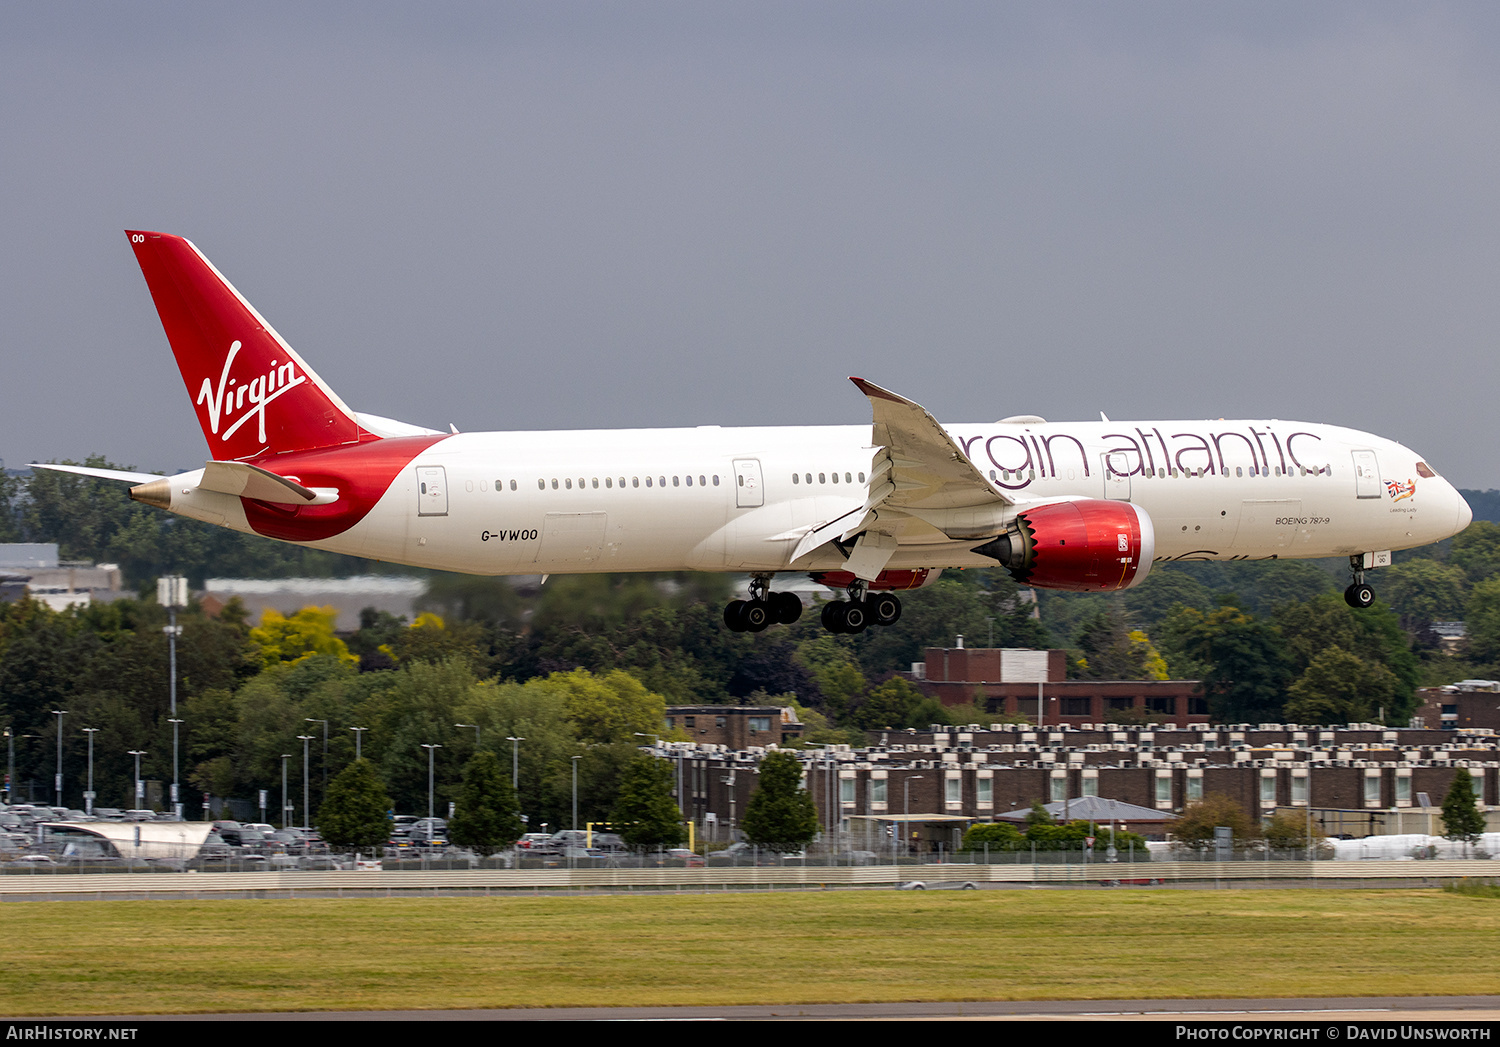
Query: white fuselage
163,418,1471,578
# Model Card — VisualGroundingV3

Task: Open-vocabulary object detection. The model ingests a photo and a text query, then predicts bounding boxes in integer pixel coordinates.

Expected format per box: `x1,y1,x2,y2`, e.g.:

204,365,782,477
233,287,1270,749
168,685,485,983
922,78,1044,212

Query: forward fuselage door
733,458,764,508
416,466,448,516
1352,450,1381,499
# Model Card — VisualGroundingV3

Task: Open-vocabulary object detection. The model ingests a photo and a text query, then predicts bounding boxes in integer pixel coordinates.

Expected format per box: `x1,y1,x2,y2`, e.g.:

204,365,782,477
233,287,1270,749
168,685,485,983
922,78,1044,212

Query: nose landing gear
1344,554,1377,609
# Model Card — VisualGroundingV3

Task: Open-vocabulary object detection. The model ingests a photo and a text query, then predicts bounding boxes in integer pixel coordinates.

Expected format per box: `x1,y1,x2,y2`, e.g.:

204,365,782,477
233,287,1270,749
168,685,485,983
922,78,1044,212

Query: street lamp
127,750,148,810
280,753,293,828
167,718,184,816
571,754,582,831
506,736,524,790
904,776,924,859
349,726,368,761
456,723,481,748
305,718,329,803
158,574,187,817
421,744,442,819
297,734,315,829
81,728,99,816
51,709,67,808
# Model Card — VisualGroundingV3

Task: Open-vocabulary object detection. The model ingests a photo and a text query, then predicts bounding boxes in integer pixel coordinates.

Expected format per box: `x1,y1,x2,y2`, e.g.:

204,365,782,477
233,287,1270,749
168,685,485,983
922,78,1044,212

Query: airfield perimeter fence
0,846,1496,899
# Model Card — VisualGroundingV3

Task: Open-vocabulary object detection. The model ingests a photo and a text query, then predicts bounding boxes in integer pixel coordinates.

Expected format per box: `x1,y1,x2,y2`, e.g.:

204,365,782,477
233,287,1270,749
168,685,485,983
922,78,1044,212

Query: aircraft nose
1457,488,1474,532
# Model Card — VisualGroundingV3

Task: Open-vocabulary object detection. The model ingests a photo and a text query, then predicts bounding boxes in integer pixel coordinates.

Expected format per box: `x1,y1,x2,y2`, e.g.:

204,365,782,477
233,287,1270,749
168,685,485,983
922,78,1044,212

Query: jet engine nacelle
973,499,1155,592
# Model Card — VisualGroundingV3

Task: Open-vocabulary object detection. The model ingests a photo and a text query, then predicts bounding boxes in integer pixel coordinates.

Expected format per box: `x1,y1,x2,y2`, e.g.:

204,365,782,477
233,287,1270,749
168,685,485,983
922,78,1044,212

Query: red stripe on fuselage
239,434,450,542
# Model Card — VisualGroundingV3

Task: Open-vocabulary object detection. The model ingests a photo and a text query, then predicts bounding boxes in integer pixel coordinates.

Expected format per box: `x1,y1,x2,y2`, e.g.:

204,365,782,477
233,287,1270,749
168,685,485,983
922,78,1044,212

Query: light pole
51,709,67,807
421,744,442,819
722,771,737,841
158,574,187,817
506,736,524,790
280,753,293,828
128,749,147,810
305,718,328,806
167,718,183,816
571,755,581,831
349,726,368,761
3,727,12,805
81,728,99,816
904,775,924,859
297,734,314,829
456,723,481,749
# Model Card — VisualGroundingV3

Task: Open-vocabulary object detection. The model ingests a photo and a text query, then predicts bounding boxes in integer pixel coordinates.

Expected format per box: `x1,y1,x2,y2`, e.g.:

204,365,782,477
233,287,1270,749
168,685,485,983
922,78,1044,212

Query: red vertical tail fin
126,230,371,460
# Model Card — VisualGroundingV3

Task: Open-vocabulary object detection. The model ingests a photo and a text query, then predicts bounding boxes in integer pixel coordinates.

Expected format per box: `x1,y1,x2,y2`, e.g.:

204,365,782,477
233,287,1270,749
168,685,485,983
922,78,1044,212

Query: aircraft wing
28,463,167,484
791,379,1013,571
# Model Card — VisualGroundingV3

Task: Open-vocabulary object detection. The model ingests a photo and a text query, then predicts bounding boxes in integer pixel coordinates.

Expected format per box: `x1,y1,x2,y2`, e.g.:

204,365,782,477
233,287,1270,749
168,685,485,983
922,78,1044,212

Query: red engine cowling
809,568,941,591
974,499,1155,592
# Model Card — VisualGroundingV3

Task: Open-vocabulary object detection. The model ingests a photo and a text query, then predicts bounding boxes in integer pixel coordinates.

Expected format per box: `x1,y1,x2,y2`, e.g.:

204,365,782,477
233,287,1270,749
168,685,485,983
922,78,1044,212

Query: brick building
1415,681,1500,732
914,645,1208,724
665,706,803,748
653,721,1500,848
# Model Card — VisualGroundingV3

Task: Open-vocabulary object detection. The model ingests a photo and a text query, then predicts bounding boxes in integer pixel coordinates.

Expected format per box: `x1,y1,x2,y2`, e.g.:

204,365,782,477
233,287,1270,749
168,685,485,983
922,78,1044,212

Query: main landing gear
1344,554,1376,610
724,574,804,633
819,580,903,635
722,575,906,634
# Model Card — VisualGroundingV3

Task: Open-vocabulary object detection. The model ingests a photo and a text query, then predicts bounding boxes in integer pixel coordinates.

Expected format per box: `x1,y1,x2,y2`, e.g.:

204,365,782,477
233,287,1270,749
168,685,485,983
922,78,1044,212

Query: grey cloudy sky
5,2,1500,486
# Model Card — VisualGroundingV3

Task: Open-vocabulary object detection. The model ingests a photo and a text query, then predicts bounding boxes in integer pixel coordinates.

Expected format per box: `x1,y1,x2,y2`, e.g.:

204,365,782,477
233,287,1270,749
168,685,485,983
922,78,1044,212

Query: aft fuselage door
733,458,764,508
416,465,448,516
1351,450,1381,499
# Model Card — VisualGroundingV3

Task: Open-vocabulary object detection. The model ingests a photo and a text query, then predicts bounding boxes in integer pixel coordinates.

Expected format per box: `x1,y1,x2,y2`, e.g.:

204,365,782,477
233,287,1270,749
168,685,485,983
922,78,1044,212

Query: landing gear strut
724,574,803,632
1344,554,1376,610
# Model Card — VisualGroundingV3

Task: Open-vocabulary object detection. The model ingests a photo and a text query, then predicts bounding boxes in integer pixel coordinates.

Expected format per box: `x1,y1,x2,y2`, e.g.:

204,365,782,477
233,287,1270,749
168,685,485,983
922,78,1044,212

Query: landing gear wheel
773,591,803,624
821,601,847,634
869,593,902,626
1344,583,1375,609
742,599,771,632
724,600,748,631
841,600,870,634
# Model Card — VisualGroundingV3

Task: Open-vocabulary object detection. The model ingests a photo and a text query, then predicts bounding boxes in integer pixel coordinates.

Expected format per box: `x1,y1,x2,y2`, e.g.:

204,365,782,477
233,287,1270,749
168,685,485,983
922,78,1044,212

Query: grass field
5,888,1499,1016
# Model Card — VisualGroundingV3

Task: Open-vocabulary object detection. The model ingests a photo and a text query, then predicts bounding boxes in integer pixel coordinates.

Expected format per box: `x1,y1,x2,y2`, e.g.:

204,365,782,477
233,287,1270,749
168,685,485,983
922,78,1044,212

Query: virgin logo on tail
197,340,307,446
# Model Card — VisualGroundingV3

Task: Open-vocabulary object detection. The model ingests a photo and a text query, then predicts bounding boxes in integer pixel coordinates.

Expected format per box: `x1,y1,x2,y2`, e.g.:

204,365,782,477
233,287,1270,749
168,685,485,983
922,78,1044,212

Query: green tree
316,759,393,852
448,750,525,856
1450,521,1500,585
1441,769,1485,846
250,607,358,670
1382,559,1468,628
1169,606,1291,722
1283,647,1398,725
609,754,684,851
1465,579,1500,667
1170,793,1262,852
961,822,1024,850
742,751,820,850
1263,810,1329,856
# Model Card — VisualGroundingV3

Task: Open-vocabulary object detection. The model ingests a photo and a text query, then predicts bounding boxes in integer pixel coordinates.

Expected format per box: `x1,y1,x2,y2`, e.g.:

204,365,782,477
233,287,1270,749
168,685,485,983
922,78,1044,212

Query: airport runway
66,995,1500,1021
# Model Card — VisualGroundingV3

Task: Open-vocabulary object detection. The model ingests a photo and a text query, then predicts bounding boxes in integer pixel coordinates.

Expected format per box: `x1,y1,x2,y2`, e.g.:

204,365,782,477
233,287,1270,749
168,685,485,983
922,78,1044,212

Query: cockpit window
1416,462,1437,478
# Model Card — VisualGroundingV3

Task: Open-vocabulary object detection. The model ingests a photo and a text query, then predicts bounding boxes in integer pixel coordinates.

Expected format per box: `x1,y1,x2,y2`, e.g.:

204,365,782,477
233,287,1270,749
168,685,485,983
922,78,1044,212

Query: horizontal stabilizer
29,463,167,484
198,460,337,505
